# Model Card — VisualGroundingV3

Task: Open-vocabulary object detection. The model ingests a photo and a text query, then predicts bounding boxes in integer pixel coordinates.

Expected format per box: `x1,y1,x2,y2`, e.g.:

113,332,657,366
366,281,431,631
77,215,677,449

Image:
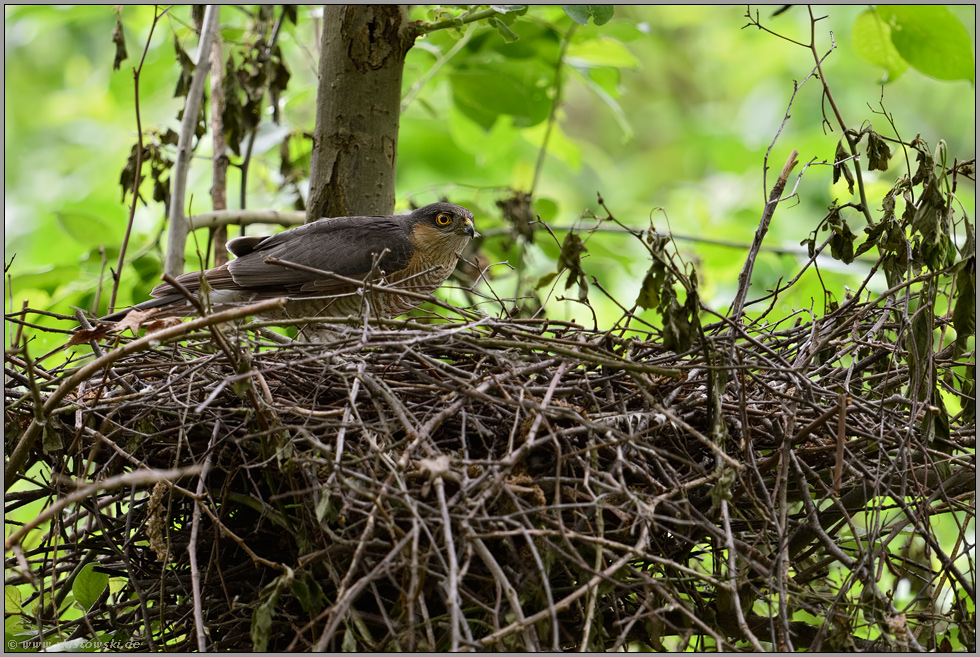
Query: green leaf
877,5,975,83
958,214,975,259
566,36,639,68
911,176,947,247
909,287,936,395
42,415,64,454
486,19,559,60
55,211,116,249
535,271,558,290
571,67,633,139
562,5,614,26
557,231,588,289
290,575,325,615
341,626,358,652
130,253,162,284
661,279,699,353
5,587,22,614
450,61,552,130
533,197,558,223
587,67,622,97
488,17,520,43
173,34,195,98
829,217,857,265
251,569,292,652
490,5,528,16
636,268,661,311
961,364,976,423
952,258,976,351
540,231,591,302
832,142,855,195
852,8,909,82
73,563,109,612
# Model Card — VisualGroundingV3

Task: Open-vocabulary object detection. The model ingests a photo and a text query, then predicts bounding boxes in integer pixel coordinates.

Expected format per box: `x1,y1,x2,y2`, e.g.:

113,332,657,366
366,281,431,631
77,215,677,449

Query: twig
187,209,305,230
479,524,650,646
804,7,873,225
209,26,228,266
237,7,287,216
532,24,574,195
730,150,799,324
415,6,526,35
188,421,218,652
165,5,220,277
400,28,472,112
109,5,168,313
5,466,202,550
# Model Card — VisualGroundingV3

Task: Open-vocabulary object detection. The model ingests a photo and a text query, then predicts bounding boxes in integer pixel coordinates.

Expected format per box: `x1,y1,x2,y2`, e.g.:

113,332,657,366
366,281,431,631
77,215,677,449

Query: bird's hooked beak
462,217,478,239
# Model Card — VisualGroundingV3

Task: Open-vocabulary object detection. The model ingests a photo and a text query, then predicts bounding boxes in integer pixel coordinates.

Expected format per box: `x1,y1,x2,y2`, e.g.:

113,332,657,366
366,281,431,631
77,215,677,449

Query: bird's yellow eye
435,212,453,226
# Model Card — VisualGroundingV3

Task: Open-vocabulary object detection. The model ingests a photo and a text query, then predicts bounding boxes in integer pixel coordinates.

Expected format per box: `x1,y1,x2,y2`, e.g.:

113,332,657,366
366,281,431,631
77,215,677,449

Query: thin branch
109,5,167,312
730,150,799,324
532,24,574,195
209,26,229,266
5,466,203,550
415,6,527,35
165,5,220,277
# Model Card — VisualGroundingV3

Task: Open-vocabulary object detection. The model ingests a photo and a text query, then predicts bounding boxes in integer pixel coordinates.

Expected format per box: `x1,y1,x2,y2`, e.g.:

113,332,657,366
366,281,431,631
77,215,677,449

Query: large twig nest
4,299,975,651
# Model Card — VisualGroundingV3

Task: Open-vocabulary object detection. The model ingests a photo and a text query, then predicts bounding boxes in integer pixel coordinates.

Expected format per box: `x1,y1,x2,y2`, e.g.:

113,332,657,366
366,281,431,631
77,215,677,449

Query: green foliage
851,9,909,82
449,58,552,129
877,5,975,83
251,568,293,653
72,564,109,612
634,229,700,353
562,5,614,27
538,231,590,302
5,5,974,335
853,6,975,83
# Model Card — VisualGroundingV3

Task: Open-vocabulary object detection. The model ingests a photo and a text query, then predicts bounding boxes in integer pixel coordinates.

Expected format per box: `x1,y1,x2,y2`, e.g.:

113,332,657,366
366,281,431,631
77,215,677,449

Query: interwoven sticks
4,303,975,651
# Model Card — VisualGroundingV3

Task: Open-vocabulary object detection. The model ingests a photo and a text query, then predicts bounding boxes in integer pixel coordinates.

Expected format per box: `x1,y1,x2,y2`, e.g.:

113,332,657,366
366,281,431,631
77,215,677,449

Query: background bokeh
4,5,976,347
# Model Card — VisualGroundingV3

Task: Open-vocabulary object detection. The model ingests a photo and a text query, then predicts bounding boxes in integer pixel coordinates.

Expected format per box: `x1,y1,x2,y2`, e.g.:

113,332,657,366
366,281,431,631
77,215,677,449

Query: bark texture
307,5,415,222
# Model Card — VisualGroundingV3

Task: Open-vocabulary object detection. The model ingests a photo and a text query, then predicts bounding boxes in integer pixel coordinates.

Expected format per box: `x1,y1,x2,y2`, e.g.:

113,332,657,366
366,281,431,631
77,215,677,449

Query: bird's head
412,202,477,238
407,203,477,260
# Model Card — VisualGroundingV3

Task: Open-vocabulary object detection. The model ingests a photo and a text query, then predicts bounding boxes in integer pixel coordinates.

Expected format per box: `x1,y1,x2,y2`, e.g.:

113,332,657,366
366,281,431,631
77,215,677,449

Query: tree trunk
307,5,415,222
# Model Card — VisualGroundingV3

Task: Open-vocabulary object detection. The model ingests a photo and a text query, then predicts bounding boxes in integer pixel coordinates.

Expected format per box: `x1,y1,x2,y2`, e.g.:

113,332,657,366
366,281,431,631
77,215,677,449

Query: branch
5,466,203,550
109,6,166,313
729,150,799,323
804,8,873,224
165,5,220,277
415,6,526,35
532,24,574,194
209,27,228,266
187,209,306,231
479,523,650,646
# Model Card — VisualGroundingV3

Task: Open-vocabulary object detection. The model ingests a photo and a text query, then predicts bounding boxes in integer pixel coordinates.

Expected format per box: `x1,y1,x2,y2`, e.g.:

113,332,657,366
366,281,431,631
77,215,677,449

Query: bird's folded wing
224,217,413,296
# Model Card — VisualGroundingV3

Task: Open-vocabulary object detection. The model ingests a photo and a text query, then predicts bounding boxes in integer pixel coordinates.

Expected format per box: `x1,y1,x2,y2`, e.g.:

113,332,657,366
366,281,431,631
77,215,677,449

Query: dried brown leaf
67,324,114,346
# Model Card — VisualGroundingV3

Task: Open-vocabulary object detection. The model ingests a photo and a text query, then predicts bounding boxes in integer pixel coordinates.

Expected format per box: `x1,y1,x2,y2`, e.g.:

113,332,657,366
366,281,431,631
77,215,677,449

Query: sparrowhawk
102,203,476,322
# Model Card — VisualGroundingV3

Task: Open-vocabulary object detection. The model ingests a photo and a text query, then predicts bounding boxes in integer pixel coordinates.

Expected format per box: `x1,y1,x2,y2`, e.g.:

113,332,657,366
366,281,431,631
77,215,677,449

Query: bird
101,202,477,323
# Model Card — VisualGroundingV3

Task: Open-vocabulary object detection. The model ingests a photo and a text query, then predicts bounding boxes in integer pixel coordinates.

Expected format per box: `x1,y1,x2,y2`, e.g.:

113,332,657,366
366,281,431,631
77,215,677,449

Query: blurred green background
4,5,976,349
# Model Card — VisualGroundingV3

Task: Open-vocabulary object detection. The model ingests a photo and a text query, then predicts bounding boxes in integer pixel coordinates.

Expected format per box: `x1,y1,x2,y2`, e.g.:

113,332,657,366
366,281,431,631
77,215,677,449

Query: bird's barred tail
99,295,188,322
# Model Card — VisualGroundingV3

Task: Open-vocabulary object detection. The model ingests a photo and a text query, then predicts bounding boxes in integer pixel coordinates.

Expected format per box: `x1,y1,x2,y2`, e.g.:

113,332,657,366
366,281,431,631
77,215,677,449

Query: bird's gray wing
221,215,414,295
225,235,266,257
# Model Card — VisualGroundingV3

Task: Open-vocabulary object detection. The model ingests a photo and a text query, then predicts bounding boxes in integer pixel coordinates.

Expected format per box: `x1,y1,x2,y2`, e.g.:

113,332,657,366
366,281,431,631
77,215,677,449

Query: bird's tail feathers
99,295,191,322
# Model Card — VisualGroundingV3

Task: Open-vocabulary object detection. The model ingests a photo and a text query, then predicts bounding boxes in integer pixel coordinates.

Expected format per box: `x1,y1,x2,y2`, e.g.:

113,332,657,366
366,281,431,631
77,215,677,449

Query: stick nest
4,296,976,651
